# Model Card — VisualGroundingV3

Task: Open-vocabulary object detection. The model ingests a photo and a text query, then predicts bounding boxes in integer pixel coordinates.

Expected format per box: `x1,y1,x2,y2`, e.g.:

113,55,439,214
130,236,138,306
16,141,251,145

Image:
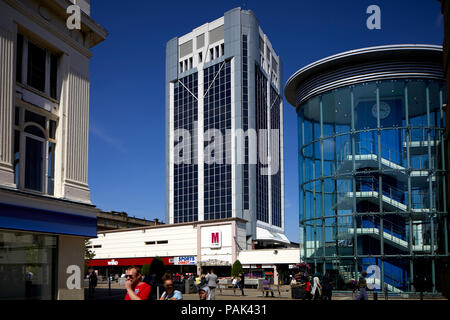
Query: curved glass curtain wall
298,79,447,292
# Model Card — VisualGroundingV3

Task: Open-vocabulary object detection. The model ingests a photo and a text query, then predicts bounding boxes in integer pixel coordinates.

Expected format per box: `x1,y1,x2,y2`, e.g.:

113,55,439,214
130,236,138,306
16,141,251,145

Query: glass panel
50,54,58,99
16,34,23,83
354,82,378,153
25,110,46,129
47,142,55,195
24,125,45,139
24,137,43,192
49,120,57,140
0,231,57,300
27,42,46,93
322,87,352,135
15,107,20,126
14,130,20,187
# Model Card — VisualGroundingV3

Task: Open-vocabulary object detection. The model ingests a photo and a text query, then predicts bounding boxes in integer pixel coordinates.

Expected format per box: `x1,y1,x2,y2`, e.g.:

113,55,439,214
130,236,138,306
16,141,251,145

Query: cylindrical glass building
285,45,448,293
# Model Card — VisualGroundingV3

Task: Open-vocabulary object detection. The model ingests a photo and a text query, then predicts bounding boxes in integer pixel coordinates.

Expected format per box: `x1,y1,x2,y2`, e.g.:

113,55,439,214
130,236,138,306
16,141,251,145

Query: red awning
85,257,174,267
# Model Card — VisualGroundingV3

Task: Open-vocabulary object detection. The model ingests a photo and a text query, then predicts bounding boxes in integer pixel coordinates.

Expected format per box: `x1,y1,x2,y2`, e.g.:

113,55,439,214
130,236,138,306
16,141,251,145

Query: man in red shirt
124,266,151,300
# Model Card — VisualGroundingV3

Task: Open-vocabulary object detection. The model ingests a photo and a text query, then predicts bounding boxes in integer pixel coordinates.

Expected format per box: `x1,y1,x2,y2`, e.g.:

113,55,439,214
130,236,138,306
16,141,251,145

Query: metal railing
337,138,434,170
335,176,435,211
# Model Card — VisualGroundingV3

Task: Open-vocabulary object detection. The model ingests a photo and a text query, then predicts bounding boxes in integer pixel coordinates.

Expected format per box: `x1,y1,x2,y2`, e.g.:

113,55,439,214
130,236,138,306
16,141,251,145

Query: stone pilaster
0,23,15,187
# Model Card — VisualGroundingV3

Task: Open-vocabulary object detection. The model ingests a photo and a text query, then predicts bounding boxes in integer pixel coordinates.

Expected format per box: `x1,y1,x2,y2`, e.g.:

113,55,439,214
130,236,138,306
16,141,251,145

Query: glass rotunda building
285,45,448,293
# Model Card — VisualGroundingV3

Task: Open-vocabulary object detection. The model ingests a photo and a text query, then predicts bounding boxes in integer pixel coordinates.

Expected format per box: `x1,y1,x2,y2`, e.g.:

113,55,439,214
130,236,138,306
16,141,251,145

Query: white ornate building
0,0,106,300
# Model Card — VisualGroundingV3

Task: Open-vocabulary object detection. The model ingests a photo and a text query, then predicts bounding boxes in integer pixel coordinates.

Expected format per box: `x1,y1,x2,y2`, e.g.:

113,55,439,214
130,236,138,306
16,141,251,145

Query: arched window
13,107,57,195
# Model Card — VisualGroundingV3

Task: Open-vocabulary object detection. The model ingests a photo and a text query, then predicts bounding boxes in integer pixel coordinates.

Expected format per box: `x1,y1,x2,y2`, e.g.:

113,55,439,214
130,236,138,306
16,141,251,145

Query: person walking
200,273,207,287
238,272,245,296
231,276,238,295
160,274,183,300
205,269,219,300
355,271,369,300
311,273,322,300
321,271,333,301
124,266,151,300
88,269,97,298
302,276,312,300
263,276,274,297
195,274,202,292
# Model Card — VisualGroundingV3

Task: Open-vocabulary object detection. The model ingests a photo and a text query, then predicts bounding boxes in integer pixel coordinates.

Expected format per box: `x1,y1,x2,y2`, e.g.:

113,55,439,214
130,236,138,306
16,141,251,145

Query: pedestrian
88,269,97,298
311,273,322,300
231,276,238,295
263,276,274,297
195,274,202,292
355,271,369,301
321,271,333,301
200,272,207,287
205,269,219,300
303,276,312,300
124,266,151,300
198,286,211,300
160,274,183,300
238,272,245,296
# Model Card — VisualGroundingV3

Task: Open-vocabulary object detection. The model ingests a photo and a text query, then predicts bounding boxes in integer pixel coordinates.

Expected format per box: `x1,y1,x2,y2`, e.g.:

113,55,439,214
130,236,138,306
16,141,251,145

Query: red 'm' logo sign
210,231,221,248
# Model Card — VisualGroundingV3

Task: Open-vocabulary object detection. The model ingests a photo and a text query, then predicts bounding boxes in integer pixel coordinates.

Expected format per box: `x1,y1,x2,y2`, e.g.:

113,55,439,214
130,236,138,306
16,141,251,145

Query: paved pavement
85,283,447,301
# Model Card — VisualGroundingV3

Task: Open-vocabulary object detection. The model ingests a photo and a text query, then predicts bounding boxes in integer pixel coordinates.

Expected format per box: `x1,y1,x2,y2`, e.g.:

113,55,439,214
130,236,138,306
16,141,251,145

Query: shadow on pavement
85,288,126,300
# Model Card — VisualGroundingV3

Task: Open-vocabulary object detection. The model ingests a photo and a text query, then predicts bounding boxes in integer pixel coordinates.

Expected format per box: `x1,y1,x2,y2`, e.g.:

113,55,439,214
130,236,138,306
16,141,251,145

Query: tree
141,263,150,278
149,257,165,281
231,260,244,278
84,240,95,260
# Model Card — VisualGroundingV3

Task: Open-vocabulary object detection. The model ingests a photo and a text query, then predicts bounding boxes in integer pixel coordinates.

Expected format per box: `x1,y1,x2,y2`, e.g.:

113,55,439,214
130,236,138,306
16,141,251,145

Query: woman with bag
311,273,322,300
232,277,238,294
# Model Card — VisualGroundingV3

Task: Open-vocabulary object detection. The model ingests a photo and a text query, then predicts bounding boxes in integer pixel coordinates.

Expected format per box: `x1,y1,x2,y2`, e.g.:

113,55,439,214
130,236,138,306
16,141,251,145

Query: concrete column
0,22,15,187
63,68,91,203
197,224,202,275
57,236,85,300
273,265,279,285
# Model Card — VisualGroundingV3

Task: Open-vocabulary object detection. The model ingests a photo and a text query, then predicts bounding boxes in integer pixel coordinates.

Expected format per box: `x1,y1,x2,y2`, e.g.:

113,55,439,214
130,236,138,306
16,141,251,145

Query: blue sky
88,0,444,242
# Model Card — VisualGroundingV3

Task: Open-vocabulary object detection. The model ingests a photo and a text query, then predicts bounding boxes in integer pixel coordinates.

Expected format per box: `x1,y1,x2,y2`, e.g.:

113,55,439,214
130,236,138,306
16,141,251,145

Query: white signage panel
210,231,222,249
174,256,197,265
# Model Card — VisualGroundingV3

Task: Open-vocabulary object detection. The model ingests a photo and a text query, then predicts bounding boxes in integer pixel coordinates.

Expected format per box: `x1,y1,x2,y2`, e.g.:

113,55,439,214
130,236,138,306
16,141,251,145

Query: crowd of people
290,269,374,301
120,266,221,300
87,265,374,301
290,271,334,300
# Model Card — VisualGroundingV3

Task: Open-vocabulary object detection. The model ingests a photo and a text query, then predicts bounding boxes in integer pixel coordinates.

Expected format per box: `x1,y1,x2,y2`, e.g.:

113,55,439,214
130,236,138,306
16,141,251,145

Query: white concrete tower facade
166,8,287,247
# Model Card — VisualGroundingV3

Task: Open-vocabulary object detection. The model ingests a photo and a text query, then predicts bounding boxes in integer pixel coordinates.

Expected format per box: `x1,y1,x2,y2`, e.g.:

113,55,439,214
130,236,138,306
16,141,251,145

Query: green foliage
231,260,243,278
84,240,95,260
141,263,150,277
149,257,166,281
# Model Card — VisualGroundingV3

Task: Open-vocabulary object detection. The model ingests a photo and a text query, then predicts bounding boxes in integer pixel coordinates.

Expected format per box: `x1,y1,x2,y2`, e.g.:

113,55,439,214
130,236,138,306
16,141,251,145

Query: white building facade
0,0,106,300
87,218,299,281
166,7,287,248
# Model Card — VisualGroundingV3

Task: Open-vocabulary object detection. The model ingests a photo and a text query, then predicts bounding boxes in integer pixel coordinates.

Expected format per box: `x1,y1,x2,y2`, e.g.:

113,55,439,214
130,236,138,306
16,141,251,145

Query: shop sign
210,231,222,249
107,259,118,266
174,256,197,265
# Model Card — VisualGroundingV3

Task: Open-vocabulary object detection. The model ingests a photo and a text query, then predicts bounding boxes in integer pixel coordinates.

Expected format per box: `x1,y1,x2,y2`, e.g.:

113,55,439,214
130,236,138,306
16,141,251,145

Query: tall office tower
165,8,287,247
